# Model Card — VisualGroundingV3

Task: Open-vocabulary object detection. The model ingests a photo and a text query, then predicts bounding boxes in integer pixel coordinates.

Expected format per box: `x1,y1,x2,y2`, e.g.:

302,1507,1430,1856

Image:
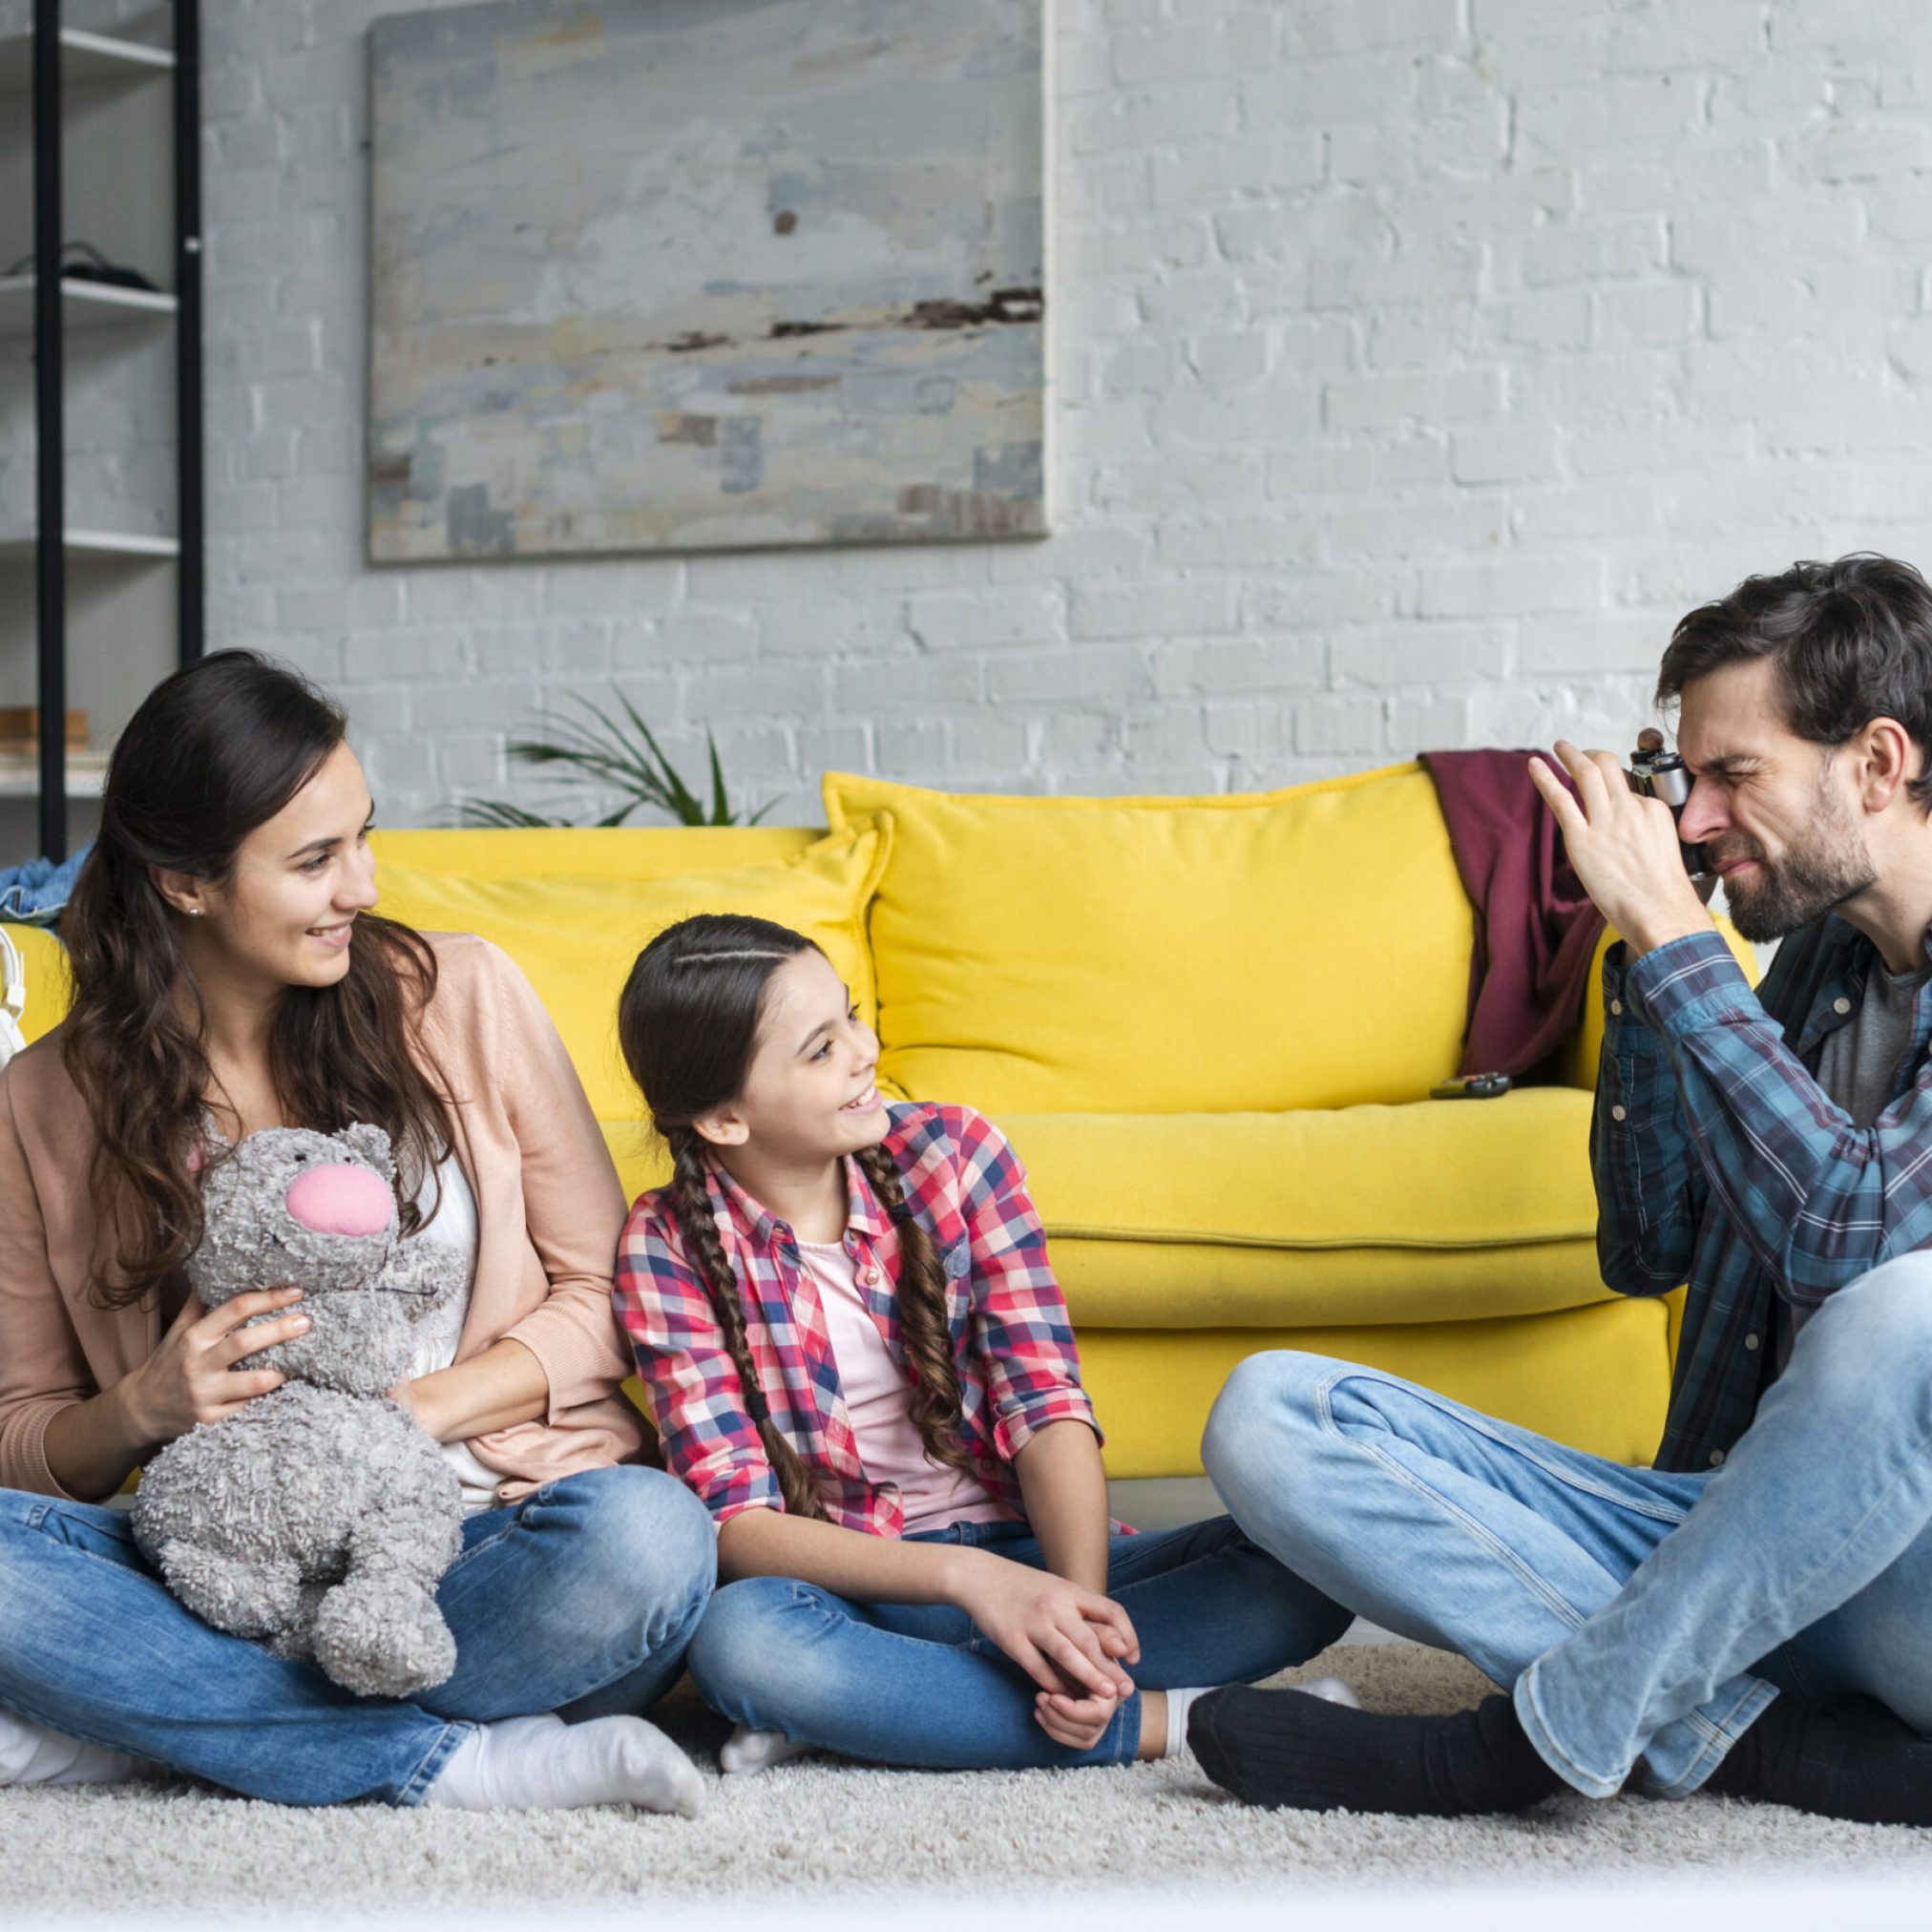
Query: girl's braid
666,1128,826,1521
855,1142,975,1478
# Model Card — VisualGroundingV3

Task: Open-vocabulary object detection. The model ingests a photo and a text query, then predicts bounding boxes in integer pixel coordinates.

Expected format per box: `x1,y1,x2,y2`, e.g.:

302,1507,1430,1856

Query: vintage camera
1627,746,1709,878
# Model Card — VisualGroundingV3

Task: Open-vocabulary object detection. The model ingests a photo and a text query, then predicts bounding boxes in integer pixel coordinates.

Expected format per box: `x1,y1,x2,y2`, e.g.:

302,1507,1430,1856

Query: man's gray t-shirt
1779,955,1932,1367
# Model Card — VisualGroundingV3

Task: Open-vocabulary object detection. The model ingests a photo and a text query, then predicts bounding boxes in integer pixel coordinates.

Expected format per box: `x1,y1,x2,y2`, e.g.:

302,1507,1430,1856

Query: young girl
614,913,1354,1773
0,652,711,1814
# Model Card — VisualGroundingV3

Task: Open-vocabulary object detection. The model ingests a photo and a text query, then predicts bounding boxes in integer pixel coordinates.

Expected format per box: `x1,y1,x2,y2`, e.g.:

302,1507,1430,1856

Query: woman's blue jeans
0,1463,715,1806
686,1514,1351,1768
1201,1256,1932,1799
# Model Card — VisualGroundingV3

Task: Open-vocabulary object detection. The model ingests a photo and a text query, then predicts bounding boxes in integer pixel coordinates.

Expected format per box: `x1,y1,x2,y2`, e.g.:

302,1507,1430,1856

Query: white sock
1296,1673,1361,1710
1162,1675,1360,1759
0,1709,141,1787
422,1712,704,1817
1164,1687,1208,1759
719,1723,816,1777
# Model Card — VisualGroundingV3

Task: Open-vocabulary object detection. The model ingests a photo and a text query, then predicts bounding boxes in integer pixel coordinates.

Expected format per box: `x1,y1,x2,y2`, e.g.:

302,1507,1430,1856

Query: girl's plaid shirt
614,1101,1102,1534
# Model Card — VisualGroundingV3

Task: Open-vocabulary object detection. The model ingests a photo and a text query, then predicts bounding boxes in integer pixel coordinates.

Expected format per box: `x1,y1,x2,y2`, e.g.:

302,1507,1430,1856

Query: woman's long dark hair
60,650,450,1307
617,914,972,1521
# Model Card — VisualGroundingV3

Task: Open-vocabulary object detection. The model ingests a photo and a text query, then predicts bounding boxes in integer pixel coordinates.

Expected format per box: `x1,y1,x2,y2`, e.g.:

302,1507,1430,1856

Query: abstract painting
368,0,1046,560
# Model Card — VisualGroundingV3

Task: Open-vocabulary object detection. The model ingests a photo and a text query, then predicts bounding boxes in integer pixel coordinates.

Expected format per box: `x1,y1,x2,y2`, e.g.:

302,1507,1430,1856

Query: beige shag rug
4,1642,1931,1917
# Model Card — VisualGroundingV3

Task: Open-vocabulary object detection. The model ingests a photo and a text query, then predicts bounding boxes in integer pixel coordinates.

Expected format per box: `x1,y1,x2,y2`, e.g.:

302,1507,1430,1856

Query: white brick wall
68,2,1932,823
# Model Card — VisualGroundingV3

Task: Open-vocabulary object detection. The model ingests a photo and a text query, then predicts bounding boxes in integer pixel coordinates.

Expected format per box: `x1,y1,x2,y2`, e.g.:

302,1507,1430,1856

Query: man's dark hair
1657,553,1932,815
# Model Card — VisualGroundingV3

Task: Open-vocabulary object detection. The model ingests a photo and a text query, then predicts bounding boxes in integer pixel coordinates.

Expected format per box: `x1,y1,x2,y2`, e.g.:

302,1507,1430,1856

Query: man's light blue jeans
687,1513,1351,1768
0,1463,715,1805
1201,1255,1932,1798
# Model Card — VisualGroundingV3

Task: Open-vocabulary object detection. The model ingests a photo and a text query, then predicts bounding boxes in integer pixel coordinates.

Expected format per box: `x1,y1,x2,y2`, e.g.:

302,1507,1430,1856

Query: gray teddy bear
132,1124,470,1699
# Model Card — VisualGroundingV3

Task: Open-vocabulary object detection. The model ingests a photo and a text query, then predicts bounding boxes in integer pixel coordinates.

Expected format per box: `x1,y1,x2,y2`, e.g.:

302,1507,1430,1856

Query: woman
0,651,711,1813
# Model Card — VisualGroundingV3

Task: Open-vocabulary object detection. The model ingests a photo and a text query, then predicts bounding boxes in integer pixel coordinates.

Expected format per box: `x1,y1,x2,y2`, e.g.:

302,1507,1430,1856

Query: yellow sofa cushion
822,764,1476,1115
370,818,891,1124
370,825,818,882
999,1089,1604,1327
8,922,73,1048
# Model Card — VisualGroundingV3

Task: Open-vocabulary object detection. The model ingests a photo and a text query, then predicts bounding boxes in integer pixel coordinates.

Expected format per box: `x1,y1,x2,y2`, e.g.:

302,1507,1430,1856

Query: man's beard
1714,787,1878,943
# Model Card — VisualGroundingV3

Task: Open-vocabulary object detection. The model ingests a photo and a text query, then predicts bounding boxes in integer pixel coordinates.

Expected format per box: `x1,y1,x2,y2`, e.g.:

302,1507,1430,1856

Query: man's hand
1528,741,1712,957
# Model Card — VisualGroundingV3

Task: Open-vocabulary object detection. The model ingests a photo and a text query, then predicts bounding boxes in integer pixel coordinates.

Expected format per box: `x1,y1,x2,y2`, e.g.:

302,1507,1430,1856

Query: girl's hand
120,1286,308,1447
1034,1686,1121,1753
955,1550,1138,1703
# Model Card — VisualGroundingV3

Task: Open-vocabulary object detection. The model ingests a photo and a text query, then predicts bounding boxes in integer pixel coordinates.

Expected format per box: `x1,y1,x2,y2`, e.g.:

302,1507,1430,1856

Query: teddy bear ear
340,1123,397,1181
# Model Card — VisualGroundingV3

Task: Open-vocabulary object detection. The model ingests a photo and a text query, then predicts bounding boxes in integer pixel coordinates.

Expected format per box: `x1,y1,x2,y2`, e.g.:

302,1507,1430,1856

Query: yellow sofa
5,759,1753,1480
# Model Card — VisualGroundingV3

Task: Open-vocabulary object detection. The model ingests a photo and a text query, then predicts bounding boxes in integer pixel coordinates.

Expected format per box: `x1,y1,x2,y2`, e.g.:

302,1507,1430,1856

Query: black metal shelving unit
23,0,202,859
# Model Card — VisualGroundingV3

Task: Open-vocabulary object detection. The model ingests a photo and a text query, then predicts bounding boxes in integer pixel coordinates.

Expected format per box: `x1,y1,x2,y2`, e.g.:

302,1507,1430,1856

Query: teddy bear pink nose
284,1164,393,1237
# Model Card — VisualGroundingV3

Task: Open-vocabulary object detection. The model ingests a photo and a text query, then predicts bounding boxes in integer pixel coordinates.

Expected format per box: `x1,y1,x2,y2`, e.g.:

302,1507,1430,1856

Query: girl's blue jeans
0,1462,715,1806
1201,1255,1932,1799
685,1513,1352,1767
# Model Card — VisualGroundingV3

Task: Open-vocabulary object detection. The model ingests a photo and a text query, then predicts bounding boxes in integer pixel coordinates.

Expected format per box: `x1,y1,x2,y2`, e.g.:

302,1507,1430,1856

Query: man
1189,554,1932,1822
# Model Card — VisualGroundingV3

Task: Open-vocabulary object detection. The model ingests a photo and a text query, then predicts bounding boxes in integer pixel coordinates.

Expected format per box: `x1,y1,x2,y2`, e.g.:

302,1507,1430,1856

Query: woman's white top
407,1154,503,1514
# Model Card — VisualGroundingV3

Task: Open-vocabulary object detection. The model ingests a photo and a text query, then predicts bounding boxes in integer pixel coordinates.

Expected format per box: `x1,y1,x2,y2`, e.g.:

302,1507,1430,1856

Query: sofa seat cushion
823,764,1476,1116
1002,1088,1607,1329
602,1088,1610,1332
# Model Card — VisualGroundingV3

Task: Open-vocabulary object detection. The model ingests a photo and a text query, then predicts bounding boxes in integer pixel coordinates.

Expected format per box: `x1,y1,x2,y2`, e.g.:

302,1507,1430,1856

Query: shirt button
1710,1449,1726,1467
861,1267,880,1286
1611,1104,1628,1123
1610,999,1624,1018
1834,998,1852,1015
1744,1334,1760,1352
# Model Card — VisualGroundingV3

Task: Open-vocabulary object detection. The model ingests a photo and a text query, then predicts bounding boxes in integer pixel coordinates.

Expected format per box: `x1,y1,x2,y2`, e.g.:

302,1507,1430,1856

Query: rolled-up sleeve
1592,940,1708,1298
949,1106,1099,1460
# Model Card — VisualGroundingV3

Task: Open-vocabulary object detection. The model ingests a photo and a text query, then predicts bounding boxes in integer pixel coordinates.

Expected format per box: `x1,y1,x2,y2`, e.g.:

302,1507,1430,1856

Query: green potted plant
455,690,772,829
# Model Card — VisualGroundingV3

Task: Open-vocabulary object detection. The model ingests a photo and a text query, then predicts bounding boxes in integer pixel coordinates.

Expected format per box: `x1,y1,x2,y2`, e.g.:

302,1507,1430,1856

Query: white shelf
0,275,176,339
0,530,179,564
0,752,108,801
0,30,175,96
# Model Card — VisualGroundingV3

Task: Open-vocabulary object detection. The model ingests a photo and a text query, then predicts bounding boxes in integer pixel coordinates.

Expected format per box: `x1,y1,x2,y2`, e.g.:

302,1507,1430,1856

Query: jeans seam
396,1719,473,1806
1313,1374,1595,1635
1648,1680,1779,1799
1321,1368,1692,1527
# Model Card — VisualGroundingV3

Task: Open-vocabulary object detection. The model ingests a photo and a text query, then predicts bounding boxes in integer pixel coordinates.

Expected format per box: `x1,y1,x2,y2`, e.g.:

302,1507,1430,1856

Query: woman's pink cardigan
0,932,648,1502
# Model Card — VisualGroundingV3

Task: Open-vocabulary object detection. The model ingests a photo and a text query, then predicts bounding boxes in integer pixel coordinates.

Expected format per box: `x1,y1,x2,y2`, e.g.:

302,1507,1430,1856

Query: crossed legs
1195,1254,1932,1816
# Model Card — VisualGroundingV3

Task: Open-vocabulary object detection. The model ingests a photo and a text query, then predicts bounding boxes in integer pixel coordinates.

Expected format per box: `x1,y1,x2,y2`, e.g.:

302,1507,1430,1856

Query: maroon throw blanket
1421,749,1607,1080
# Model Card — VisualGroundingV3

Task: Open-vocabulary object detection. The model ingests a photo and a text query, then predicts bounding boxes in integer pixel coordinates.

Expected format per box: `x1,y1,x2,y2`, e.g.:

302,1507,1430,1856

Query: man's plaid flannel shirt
614,1101,1100,1532
1597,914,1932,1473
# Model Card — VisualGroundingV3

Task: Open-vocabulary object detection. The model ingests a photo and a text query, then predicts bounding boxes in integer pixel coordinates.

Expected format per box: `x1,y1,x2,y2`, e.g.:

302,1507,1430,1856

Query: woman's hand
119,1286,308,1448
955,1548,1139,1706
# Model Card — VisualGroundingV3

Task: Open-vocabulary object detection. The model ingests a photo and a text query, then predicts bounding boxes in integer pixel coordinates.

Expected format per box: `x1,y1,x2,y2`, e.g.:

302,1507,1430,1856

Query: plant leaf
452,798,578,830
449,685,762,831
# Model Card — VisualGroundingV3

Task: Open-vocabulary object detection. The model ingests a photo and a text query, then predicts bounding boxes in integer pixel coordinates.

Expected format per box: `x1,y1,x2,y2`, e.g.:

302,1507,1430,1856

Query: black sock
1188,1686,1564,1817
1705,1693,1932,1825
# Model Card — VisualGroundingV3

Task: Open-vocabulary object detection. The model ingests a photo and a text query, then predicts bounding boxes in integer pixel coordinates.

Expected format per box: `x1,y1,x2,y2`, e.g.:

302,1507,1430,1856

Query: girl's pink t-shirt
796,1238,1005,1538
